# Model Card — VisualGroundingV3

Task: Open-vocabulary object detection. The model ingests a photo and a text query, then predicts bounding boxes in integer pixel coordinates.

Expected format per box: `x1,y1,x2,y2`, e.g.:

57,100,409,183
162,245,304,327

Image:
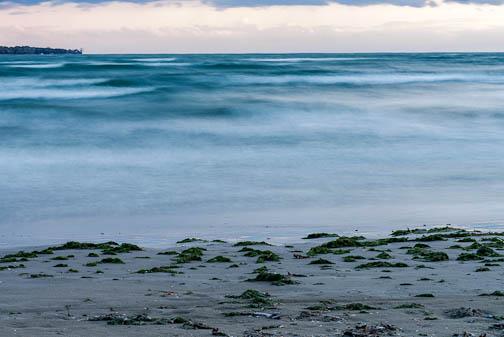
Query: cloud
1,0,504,53
0,0,433,6
1,0,502,8
444,0,504,3
206,0,429,7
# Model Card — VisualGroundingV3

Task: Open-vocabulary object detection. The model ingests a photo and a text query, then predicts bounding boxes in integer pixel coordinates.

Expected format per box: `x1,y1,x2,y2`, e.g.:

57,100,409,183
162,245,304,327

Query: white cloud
1,0,504,52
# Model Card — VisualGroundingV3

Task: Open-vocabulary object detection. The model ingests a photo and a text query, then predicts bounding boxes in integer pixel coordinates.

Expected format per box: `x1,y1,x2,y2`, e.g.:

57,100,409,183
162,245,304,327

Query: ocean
1,53,503,247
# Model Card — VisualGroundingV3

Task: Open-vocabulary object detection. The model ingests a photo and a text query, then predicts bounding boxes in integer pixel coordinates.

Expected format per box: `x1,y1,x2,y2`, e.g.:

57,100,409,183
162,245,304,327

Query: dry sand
0,227,503,337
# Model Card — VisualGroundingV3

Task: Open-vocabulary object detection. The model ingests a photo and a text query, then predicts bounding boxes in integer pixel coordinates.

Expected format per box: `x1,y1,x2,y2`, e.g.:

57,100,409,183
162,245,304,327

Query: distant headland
0,46,82,55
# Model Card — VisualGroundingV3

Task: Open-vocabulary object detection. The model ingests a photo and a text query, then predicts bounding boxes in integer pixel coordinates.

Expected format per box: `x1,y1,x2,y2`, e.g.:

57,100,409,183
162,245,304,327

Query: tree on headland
0,46,82,54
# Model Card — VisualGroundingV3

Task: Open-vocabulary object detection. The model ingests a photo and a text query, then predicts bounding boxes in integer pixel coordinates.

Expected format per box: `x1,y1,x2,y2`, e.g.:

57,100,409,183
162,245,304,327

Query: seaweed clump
413,235,447,242
476,246,500,257
343,256,366,262
136,266,181,275
176,238,205,244
375,252,393,259
247,271,297,286
85,258,125,267
52,241,119,251
240,248,280,263
174,247,206,264
207,256,233,263
391,226,457,237
89,313,188,326
321,236,366,248
102,243,142,255
306,302,379,311
479,291,504,297
0,264,25,271
309,258,334,265
226,290,273,308
394,303,423,309
233,241,272,247
306,246,333,256
355,262,408,269
418,251,449,262
456,253,483,261
157,251,177,255
303,233,339,239
341,303,379,310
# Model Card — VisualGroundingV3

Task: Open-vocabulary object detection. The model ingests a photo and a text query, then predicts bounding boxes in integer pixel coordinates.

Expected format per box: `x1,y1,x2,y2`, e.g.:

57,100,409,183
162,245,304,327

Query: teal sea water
1,53,503,247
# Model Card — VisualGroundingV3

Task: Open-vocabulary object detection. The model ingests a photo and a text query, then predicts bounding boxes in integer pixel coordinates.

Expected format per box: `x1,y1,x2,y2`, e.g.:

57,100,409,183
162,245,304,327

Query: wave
0,87,154,100
2,77,109,89
228,72,504,85
62,63,144,70
245,57,374,62
140,62,191,67
7,63,65,69
0,61,39,64
0,76,152,100
131,58,177,62
82,61,138,66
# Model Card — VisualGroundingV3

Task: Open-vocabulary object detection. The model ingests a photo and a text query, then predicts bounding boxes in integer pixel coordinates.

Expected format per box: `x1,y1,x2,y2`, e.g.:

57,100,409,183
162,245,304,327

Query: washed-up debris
252,311,281,319
243,328,274,337
88,313,174,325
446,307,487,319
342,323,398,337
320,315,342,322
212,327,228,336
243,328,278,337
182,320,212,329
452,333,487,337
296,311,314,320
293,253,309,259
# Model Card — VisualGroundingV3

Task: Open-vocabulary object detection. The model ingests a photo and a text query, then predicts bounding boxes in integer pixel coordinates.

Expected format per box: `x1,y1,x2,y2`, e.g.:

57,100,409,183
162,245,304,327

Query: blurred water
1,53,503,247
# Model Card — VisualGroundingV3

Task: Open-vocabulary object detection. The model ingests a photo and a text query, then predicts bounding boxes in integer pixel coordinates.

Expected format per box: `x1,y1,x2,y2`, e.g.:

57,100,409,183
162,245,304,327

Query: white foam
141,62,191,67
7,63,65,69
230,73,504,85
246,57,373,62
0,61,39,64
83,61,137,66
0,76,154,100
0,87,154,100
131,57,177,62
0,78,108,89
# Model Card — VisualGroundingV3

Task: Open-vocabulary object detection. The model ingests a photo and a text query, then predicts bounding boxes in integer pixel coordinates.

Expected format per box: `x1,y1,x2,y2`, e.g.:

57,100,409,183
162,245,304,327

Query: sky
1,0,504,53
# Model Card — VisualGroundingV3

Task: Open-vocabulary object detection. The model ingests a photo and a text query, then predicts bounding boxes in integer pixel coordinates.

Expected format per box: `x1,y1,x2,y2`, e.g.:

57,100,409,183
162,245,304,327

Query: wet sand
0,227,503,337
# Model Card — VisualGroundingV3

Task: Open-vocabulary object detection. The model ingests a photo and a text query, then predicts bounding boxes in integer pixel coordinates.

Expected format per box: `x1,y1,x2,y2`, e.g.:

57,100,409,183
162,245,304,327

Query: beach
1,226,502,337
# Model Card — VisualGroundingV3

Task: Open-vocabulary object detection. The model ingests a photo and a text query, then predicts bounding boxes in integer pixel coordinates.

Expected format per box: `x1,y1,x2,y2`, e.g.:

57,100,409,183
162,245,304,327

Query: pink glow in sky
1,0,504,53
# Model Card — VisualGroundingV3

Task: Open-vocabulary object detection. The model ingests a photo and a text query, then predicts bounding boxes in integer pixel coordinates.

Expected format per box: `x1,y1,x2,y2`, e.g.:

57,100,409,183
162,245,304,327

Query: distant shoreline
0,46,82,55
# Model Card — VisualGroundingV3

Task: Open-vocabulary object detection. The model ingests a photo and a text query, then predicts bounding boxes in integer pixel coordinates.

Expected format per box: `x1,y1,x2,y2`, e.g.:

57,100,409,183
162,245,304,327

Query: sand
0,228,503,337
